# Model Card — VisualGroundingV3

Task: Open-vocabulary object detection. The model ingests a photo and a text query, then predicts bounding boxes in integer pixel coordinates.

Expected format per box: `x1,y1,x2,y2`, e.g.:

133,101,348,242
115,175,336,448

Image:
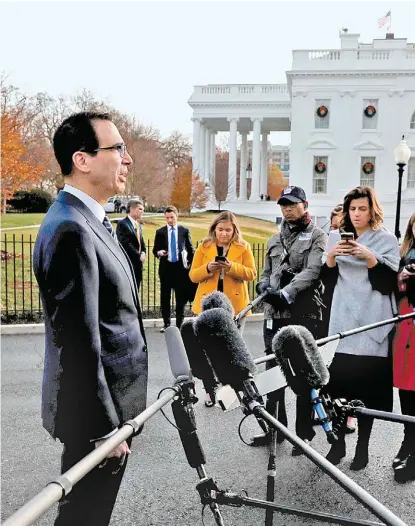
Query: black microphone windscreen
272,325,329,395
194,308,257,389
201,291,234,315
165,326,191,383
180,319,213,382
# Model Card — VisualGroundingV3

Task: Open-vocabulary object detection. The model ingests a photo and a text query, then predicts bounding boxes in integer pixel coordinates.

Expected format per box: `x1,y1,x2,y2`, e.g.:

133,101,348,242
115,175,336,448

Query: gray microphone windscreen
165,326,191,383
201,291,234,315
272,325,329,395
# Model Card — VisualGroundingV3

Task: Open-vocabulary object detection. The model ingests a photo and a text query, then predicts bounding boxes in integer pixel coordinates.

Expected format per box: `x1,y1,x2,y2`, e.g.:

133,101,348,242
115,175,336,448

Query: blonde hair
340,186,383,233
202,211,244,247
401,212,415,257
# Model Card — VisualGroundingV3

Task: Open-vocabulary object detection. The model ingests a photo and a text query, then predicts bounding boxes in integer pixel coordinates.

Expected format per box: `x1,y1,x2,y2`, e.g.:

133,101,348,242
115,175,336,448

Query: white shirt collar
128,215,137,229
63,184,105,223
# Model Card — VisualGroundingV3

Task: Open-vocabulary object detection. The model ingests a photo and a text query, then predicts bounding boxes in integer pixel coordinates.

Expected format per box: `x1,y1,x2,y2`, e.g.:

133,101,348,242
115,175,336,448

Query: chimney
386,33,395,40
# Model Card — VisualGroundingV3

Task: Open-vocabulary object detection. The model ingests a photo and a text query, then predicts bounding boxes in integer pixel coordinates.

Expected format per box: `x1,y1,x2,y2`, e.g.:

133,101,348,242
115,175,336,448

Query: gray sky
1,1,414,144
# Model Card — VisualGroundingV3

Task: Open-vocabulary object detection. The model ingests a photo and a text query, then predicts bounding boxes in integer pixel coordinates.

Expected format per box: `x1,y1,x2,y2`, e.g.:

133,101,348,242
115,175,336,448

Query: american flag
377,10,391,29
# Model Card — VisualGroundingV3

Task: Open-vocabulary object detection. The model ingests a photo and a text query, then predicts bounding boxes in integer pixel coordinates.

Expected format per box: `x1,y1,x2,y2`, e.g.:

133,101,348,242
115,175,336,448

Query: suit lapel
58,192,139,307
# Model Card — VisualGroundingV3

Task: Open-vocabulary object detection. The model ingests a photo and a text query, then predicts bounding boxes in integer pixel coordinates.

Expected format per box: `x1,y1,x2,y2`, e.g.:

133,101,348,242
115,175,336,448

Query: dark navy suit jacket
33,191,148,443
116,216,146,287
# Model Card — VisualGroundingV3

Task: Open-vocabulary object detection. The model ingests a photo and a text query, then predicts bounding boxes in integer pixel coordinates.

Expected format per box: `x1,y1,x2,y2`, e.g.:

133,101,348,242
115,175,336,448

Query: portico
188,85,291,205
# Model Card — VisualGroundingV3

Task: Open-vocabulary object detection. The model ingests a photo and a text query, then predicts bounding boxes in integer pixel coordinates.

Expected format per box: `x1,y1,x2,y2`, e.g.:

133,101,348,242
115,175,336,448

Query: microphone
201,291,234,315
194,308,257,389
272,325,329,396
164,327,206,468
272,325,335,442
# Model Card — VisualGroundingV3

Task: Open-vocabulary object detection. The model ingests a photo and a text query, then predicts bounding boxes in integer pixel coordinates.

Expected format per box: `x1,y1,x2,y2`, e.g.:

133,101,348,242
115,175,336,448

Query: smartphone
215,256,226,262
340,232,354,242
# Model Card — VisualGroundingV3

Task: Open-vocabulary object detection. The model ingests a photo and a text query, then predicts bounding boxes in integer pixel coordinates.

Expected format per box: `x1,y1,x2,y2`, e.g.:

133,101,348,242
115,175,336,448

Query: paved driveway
1,323,414,525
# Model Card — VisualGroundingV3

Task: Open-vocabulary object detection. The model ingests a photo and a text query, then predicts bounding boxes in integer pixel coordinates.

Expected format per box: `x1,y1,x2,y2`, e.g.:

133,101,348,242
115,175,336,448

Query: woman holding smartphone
392,212,415,482
323,186,400,470
189,211,257,405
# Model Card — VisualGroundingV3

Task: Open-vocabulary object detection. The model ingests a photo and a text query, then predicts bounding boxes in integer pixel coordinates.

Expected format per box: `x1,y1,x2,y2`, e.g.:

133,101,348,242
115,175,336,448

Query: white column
199,123,206,181
250,118,262,201
239,132,248,201
204,128,211,183
209,131,216,201
260,133,269,197
191,117,201,175
227,117,239,201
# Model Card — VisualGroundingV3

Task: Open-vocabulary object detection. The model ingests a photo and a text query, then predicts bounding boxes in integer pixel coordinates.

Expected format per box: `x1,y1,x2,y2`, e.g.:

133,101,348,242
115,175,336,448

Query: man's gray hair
127,199,144,213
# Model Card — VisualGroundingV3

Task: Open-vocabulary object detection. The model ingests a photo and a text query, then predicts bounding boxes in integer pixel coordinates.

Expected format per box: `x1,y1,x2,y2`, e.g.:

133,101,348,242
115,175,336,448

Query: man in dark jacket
153,205,195,331
252,186,327,454
116,199,146,292
33,112,148,525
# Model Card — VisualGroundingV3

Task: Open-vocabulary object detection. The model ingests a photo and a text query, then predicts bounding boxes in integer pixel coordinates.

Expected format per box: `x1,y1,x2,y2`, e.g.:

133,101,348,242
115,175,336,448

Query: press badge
299,232,312,241
267,319,273,330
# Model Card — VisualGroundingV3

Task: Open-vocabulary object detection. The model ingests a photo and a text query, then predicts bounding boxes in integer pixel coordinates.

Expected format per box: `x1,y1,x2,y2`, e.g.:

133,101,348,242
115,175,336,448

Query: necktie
103,216,117,239
170,227,177,263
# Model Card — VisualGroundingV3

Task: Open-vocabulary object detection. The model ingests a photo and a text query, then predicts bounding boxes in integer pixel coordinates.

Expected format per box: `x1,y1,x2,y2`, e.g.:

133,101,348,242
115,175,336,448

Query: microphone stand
171,380,225,526
234,292,267,328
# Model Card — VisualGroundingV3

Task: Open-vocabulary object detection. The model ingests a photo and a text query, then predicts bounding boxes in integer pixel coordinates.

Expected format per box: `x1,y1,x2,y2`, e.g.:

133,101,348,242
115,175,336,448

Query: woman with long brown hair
323,186,400,470
189,211,256,405
392,212,415,482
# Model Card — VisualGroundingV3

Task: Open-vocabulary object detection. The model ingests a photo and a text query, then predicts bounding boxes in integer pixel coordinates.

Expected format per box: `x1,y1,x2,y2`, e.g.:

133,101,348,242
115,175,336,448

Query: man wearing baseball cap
252,186,328,454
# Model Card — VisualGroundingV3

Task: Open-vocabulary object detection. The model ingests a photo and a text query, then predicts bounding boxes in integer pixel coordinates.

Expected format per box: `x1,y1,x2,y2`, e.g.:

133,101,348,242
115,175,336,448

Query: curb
1,313,264,335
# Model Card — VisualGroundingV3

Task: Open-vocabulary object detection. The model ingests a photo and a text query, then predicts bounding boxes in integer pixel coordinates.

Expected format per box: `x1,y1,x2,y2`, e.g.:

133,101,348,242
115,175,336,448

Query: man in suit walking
116,199,146,293
33,112,148,526
153,206,195,332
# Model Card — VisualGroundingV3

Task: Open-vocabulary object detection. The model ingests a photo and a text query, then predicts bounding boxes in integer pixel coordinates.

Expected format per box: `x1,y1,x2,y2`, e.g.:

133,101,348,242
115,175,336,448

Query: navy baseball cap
277,186,307,204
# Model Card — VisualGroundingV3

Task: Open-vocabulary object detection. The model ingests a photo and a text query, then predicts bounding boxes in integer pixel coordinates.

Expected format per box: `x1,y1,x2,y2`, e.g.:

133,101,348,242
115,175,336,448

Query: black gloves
256,281,269,295
263,287,289,311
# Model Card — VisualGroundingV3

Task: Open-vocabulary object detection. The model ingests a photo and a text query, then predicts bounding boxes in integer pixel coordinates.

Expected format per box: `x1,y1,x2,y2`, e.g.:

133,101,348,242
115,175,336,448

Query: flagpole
388,10,392,33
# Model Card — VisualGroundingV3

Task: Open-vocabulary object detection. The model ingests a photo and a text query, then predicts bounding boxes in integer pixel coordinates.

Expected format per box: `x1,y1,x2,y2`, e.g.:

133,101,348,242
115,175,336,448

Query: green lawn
1,213,275,321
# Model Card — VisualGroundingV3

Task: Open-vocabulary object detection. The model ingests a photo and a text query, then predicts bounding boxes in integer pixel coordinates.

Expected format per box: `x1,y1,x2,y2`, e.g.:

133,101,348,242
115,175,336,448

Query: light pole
393,136,411,240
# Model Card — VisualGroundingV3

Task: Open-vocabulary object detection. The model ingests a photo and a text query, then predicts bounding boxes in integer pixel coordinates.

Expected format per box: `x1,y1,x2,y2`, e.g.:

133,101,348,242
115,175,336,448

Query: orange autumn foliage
1,112,44,205
267,163,288,200
170,162,192,212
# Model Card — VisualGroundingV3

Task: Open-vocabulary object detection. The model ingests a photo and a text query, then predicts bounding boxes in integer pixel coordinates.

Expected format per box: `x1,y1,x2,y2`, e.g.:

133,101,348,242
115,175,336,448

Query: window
315,99,330,129
362,99,378,129
408,157,415,188
410,112,415,129
360,156,376,188
313,156,328,193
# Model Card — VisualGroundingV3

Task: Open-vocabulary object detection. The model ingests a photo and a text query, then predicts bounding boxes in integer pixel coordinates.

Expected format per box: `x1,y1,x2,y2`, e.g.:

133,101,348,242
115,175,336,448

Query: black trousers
399,389,415,452
160,263,188,329
263,317,322,441
55,437,132,526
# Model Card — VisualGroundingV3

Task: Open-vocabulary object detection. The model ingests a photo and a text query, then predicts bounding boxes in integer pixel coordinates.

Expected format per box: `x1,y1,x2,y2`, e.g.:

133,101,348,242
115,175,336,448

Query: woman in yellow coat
189,212,257,404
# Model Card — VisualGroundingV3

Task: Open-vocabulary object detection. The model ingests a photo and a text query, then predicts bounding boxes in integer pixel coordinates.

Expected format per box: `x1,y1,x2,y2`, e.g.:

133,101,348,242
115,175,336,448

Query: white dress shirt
63,184,105,222
168,225,179,262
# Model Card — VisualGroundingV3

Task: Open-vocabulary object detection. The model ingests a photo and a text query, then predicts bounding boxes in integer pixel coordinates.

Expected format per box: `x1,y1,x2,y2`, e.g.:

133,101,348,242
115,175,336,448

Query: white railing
293,47,415,64
197,84,289,97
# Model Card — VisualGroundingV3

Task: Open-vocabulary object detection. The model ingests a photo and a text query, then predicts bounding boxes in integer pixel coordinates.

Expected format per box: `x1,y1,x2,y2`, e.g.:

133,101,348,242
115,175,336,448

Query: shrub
7,189,54,213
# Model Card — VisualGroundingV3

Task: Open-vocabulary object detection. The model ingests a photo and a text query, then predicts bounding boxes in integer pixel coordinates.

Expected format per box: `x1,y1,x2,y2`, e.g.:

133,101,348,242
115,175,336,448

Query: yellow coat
189,240,257,315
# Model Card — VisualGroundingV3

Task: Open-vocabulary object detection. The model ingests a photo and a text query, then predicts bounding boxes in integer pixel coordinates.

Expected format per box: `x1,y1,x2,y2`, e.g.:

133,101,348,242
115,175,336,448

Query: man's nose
122,151,133,165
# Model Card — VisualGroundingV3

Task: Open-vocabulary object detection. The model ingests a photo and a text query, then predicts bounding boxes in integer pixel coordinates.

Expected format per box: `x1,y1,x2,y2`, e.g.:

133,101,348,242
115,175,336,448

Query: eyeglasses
80,143,128,158
94,143,128,158
280,202,299,209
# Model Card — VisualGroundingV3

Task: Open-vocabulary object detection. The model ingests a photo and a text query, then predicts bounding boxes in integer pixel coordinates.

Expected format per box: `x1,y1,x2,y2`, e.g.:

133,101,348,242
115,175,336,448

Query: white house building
188,31,415,232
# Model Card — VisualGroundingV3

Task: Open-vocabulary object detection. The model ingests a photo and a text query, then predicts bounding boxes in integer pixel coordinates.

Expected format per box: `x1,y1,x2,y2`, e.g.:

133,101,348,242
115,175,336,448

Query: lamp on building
246,163,252,179
393,135,412,240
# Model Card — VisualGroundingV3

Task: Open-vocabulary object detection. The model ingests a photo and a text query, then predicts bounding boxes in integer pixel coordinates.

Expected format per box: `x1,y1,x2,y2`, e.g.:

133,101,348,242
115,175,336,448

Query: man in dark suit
153,205,195,332
33,112,148,526
116,199,146,293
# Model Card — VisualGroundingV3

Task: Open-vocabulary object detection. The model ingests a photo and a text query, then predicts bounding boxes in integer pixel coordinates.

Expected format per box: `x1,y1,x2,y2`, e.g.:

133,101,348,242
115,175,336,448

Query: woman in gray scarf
323,186,400,471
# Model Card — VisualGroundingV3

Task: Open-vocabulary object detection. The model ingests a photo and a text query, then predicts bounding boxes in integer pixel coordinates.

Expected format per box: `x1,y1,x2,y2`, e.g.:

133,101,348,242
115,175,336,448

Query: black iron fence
1,235,266,324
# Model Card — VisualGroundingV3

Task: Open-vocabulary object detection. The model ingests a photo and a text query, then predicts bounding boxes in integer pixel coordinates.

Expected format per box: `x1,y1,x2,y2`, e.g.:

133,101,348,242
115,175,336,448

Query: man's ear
72,152,90,174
